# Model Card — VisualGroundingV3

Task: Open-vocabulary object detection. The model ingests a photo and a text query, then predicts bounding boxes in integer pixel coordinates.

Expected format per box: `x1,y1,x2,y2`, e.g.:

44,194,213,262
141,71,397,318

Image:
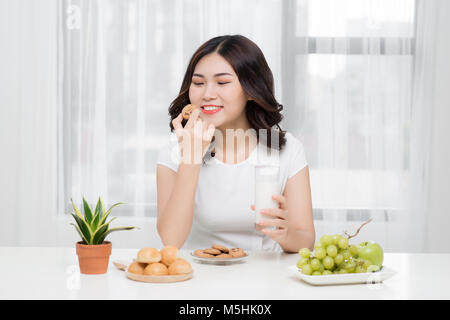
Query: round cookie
215,253,232,259
229,248,246,258
212,244,229,253
181,104,198,120
194,249,215,258
203,248,222,255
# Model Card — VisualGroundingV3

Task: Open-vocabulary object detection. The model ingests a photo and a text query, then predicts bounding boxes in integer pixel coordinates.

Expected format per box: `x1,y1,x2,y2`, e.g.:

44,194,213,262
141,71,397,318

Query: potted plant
70,196,137,274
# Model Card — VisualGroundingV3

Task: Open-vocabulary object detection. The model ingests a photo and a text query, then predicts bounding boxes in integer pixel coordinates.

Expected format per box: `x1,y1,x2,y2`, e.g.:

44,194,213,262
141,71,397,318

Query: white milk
254,165,280,226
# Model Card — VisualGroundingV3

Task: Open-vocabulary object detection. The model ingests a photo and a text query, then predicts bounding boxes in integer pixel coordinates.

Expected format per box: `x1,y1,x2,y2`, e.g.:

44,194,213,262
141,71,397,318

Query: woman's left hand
251,194,288,244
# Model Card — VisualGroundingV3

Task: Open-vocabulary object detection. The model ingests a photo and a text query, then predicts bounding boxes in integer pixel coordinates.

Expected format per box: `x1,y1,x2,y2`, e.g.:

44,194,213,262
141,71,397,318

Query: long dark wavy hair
168,34,286,151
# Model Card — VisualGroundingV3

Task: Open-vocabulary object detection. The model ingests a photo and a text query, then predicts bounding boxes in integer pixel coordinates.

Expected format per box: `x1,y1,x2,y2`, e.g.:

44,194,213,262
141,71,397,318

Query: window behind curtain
60,0,416,230
282,0,416,227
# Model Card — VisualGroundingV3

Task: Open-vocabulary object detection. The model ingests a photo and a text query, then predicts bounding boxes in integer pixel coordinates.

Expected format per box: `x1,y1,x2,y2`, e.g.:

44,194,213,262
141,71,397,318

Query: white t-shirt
156,131,308,251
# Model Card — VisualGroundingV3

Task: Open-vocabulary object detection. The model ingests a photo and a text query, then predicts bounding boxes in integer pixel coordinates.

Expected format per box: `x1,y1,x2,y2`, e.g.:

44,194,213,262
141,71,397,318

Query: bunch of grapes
297,234,380,276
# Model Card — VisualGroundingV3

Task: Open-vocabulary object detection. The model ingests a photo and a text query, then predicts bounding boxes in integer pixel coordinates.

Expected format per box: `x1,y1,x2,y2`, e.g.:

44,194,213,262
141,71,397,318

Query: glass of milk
254,165,280,229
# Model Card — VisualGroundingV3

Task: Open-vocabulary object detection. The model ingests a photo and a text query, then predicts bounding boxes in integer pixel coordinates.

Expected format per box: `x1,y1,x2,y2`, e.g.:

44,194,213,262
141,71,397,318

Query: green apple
357,241,384,267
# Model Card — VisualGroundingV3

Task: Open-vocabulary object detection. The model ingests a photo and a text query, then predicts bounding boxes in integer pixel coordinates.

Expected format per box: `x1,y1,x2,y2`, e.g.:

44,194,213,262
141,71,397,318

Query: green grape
326,245,338,257
338,237,349,249
355,265,366,273
310,258,321,271
362,260,372,269
323,256,335,270
320,235,333,247
349,245,359,257
367,265,380,273
319,263,325,272
334,253,344,266
301,264,313,275
296,257,309,268
322,270,333,275
312,271,321,276
314,242,324,250
298,248,311,259
338,269,347,274
332,234,342,245
314,247,327,260
344,260,356,273
341,249,351,260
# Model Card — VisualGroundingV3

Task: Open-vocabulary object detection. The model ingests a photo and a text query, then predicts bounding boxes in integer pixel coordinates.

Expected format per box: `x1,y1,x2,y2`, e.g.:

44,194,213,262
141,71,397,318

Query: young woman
156,35,314,253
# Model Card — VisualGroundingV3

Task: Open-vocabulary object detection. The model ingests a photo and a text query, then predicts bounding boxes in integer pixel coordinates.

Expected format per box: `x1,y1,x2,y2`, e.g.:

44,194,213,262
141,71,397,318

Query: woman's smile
201,104,223,114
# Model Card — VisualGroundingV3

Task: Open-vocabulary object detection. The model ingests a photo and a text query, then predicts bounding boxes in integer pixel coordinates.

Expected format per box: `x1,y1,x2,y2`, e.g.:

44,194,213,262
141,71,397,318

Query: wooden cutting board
113,260,193,283
125,271,193,283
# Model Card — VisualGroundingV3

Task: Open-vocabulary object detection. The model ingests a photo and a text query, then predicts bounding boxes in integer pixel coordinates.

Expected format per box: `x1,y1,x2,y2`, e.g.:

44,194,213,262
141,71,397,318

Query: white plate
288,265,396,286
190,251,249,265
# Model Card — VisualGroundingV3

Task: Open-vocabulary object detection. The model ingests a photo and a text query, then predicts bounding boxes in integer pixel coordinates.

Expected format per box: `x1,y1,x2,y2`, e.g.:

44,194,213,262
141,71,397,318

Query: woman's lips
201,105,223,115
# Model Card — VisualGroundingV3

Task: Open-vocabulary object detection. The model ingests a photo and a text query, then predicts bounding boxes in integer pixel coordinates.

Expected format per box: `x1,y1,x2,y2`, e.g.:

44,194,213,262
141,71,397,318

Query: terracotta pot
76,241,112,274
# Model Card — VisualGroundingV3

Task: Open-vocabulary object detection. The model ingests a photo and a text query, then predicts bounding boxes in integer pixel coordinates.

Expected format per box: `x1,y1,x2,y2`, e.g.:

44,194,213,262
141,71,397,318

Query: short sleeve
286,133,308,179
156,133,180,172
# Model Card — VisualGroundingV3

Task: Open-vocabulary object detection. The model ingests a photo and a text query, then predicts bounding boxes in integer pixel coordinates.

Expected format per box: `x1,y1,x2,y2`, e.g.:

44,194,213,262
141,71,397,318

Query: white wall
425,0,450,252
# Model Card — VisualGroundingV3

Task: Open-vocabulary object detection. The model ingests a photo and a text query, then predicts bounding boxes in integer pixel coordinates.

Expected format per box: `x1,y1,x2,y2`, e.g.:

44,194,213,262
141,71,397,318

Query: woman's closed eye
192,82,230,86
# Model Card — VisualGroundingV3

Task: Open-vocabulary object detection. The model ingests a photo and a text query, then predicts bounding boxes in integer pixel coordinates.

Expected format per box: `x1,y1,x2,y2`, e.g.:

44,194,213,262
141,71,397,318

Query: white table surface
0,247,448,300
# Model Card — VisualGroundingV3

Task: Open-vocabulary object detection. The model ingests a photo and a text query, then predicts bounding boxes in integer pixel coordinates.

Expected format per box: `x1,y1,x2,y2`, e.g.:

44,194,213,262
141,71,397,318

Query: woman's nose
203,83,217,100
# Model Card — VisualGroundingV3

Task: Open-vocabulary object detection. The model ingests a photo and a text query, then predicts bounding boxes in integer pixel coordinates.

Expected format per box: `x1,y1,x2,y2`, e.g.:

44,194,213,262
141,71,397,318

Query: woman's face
189,52,250,131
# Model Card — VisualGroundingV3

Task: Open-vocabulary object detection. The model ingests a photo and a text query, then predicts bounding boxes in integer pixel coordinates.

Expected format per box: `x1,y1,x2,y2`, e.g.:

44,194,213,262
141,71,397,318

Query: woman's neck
213,122,258,164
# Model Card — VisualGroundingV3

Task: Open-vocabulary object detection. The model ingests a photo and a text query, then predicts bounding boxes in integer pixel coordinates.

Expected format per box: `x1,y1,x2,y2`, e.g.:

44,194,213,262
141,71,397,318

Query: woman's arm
156,163,201,248
281,165,315,252
156,108,215,248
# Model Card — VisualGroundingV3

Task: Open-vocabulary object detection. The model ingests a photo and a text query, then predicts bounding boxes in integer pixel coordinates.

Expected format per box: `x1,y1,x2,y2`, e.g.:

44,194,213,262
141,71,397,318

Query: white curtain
0,0,58,246
57,0,433,250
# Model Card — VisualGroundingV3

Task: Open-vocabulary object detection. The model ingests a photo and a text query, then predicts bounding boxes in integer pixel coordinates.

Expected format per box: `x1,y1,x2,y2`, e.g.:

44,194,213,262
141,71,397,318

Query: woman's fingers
272,194,287,209
262,228,285,239
172,113,184,131
184,108,201,129
260,207,287,220
259,217,286,229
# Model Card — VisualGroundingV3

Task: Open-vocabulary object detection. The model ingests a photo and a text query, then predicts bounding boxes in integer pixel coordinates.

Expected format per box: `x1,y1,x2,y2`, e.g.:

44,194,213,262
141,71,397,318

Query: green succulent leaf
92,197,105,231
70,213,92,243
97,226,137,244
70,198,83,220
91,217,117,244
70,223,89,244
99,202,125,226
91,223,109,245
82,196,94,224
69,197,136,245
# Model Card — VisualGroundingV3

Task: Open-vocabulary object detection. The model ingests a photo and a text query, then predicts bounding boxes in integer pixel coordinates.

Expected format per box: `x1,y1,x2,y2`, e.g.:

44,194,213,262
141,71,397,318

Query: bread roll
160,245,179,266
144,262,169,276
137,247,161,263
127,261,147,275
168,258,192,275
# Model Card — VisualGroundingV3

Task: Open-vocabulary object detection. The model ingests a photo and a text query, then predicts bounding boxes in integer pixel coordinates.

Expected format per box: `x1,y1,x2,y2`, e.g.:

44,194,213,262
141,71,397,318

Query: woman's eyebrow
192,72,234,78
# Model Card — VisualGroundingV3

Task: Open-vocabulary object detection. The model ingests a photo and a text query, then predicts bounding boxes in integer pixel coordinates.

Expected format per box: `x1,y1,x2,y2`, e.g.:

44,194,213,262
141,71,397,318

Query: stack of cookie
194,245,247,259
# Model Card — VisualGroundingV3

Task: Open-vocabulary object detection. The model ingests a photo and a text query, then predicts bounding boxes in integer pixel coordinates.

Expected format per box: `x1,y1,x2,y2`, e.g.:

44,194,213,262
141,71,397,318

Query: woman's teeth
203,106,221,110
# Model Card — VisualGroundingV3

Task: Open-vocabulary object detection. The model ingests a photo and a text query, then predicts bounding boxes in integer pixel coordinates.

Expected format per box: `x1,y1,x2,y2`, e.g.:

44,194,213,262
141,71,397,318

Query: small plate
288,265,396,286
190,251,249,265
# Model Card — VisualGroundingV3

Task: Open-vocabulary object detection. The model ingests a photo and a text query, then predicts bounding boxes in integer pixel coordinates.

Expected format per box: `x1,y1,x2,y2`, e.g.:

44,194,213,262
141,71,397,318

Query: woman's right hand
171,108,216,165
